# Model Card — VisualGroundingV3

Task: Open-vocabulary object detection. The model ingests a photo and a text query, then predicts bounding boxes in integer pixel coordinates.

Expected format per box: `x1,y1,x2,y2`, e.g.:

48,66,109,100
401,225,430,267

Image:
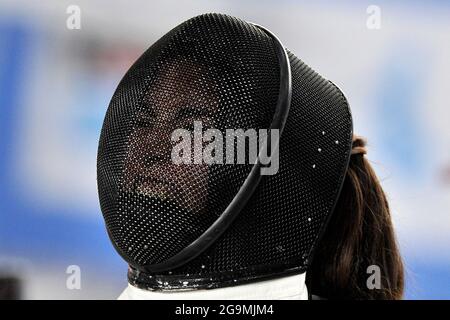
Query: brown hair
307,135,404,299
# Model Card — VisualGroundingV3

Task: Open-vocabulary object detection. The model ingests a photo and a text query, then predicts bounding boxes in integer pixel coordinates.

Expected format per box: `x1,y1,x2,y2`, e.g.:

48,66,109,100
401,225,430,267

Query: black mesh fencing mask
97,13,353,290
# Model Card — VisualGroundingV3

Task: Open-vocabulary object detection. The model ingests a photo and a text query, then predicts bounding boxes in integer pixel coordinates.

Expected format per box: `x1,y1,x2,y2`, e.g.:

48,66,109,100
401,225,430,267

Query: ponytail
307,135,404,299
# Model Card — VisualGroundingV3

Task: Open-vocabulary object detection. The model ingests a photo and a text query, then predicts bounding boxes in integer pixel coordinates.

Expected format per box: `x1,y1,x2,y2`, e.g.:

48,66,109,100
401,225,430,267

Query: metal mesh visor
97,13,353,290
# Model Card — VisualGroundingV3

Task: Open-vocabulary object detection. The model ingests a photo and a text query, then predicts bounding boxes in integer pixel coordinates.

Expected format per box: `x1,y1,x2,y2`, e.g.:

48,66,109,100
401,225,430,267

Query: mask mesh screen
98,14,280,266
98,13,352,281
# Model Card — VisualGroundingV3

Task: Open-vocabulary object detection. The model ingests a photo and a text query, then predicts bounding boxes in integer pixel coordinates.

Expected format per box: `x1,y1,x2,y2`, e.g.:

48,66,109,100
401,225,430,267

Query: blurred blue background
1,0,449,299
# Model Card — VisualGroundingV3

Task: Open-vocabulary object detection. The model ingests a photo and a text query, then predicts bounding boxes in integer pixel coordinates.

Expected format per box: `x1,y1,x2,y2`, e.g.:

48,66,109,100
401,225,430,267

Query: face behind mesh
97,13,353,289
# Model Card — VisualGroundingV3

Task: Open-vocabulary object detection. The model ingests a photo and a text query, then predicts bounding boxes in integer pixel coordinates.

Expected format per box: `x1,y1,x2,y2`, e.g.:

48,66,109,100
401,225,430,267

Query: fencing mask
97,13,353,291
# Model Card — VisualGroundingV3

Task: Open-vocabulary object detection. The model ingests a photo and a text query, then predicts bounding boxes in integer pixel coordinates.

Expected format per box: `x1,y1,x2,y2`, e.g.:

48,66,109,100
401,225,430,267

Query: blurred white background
0,0,449,299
